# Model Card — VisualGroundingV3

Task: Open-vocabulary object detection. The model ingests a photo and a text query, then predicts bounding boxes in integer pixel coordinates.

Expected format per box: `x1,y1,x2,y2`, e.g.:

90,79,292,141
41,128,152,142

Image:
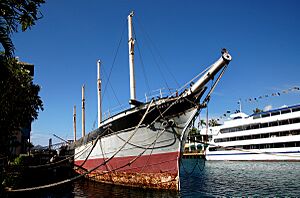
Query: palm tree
208,119,220,127
198,119,207,128
189,127,198,135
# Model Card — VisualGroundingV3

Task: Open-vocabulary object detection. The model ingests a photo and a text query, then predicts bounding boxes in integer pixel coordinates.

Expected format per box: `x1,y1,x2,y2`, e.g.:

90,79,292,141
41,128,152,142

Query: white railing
102,87,177,120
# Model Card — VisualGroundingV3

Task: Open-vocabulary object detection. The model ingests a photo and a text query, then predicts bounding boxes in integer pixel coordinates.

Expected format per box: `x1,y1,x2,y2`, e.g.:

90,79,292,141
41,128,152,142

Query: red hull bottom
75,151,180,190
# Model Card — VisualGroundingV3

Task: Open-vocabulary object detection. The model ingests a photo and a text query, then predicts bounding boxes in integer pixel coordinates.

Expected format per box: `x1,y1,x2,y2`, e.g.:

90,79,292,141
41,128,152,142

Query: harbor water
6,159,300,197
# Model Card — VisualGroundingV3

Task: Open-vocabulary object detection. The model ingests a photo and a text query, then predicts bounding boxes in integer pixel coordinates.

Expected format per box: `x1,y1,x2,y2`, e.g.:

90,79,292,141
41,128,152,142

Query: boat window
257,141,298,150
252,134,260,139
279,119,289,125
271,111,280,116
229,137,236,141
261,133,269,138
244,135,251,140
237,136,244,140
220,128,229,133
251,124,260,129
261,122,269,128
292,107,300,112
209,147,217,151
269,121,279,127
281,109,291,114
245,125,250,130
253,114,261,119
212,129,300,143
281,131,290,136
286,142,296,147
261,113,270,118
270,132,277,137
291,117,300,124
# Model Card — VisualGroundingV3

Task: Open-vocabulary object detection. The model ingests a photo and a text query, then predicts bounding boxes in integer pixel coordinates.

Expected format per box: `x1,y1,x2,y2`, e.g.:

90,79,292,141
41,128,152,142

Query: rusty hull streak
78,170,179,190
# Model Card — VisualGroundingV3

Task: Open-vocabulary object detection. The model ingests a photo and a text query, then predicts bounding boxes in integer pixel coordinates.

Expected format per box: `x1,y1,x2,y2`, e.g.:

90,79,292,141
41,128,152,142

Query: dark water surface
180,159,300,197
6,159,300,197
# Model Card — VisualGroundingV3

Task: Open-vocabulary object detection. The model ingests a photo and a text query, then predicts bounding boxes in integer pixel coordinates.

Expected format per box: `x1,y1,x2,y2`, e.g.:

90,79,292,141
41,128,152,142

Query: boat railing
101,64,218,121
102,87,176,120
144,87,176,102
102,103,130,120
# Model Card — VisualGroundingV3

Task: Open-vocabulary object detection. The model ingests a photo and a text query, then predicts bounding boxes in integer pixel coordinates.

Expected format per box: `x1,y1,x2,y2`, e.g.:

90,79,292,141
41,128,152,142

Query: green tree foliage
199,119,206,128
189,127,199,135
0,0,45,57
208,119,220,127
253,108,262,114
0,57,43,156
0,0,45,157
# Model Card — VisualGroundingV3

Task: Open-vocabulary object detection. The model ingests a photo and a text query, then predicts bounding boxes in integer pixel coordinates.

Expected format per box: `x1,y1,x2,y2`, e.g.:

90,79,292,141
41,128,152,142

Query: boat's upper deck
199,104,300,135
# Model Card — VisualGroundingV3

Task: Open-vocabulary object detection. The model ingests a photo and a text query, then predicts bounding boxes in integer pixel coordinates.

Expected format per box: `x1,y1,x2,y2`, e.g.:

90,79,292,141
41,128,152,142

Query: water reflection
5,159,300,197
74,180,178,198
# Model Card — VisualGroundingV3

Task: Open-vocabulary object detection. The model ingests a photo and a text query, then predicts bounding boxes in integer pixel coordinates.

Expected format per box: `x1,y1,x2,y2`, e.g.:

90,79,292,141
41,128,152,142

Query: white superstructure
201,104,300,161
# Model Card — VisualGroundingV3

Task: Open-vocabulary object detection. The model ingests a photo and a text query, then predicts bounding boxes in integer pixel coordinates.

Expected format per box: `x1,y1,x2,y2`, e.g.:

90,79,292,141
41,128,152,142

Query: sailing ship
69,11,232,190
201,104,300,161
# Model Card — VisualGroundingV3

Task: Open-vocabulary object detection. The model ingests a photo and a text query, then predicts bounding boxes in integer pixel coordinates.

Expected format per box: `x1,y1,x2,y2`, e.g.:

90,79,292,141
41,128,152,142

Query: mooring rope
87,127,173,179
7,89,204,192
115,129,177,150
6,100,154,193
6,100,153,192
76,135,101,168
13,142,94,170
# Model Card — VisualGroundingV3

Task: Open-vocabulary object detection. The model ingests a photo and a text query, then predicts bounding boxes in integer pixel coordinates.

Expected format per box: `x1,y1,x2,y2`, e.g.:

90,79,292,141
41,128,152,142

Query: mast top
129,11,134,17
128,10,136,106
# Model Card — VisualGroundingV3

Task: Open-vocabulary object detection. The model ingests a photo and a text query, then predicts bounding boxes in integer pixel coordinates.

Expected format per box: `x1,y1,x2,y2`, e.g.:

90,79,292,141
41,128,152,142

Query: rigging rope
135,16,180,88
102,20,127,106
17,143,94,170
102,63,121,106
132,23,151,93
7,86,207,192
6,100,155,193
170,65,211,97
134,16,172,94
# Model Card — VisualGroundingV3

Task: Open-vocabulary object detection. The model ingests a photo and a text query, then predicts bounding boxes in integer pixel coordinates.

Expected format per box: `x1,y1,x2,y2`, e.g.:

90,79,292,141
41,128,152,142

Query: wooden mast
73,105,76,141
128,11,136,107
82,84,85,137
97,60,102,127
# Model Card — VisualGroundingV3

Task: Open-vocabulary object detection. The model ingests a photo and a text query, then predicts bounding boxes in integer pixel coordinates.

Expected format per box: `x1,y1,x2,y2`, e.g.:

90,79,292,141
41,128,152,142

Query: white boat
68,12,232,190
201,104,300,161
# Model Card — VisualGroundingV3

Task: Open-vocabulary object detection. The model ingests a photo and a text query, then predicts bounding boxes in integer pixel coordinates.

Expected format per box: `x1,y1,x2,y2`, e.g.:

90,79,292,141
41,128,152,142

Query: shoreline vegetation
1,1,45,195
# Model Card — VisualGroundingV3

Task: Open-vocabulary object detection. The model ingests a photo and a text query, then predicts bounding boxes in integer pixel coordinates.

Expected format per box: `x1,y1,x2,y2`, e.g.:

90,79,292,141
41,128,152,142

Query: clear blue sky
12,0,300,146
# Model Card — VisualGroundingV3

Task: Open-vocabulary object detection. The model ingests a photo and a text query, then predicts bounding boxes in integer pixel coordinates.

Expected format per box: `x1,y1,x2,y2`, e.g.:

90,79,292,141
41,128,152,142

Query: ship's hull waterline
73,97,200,190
